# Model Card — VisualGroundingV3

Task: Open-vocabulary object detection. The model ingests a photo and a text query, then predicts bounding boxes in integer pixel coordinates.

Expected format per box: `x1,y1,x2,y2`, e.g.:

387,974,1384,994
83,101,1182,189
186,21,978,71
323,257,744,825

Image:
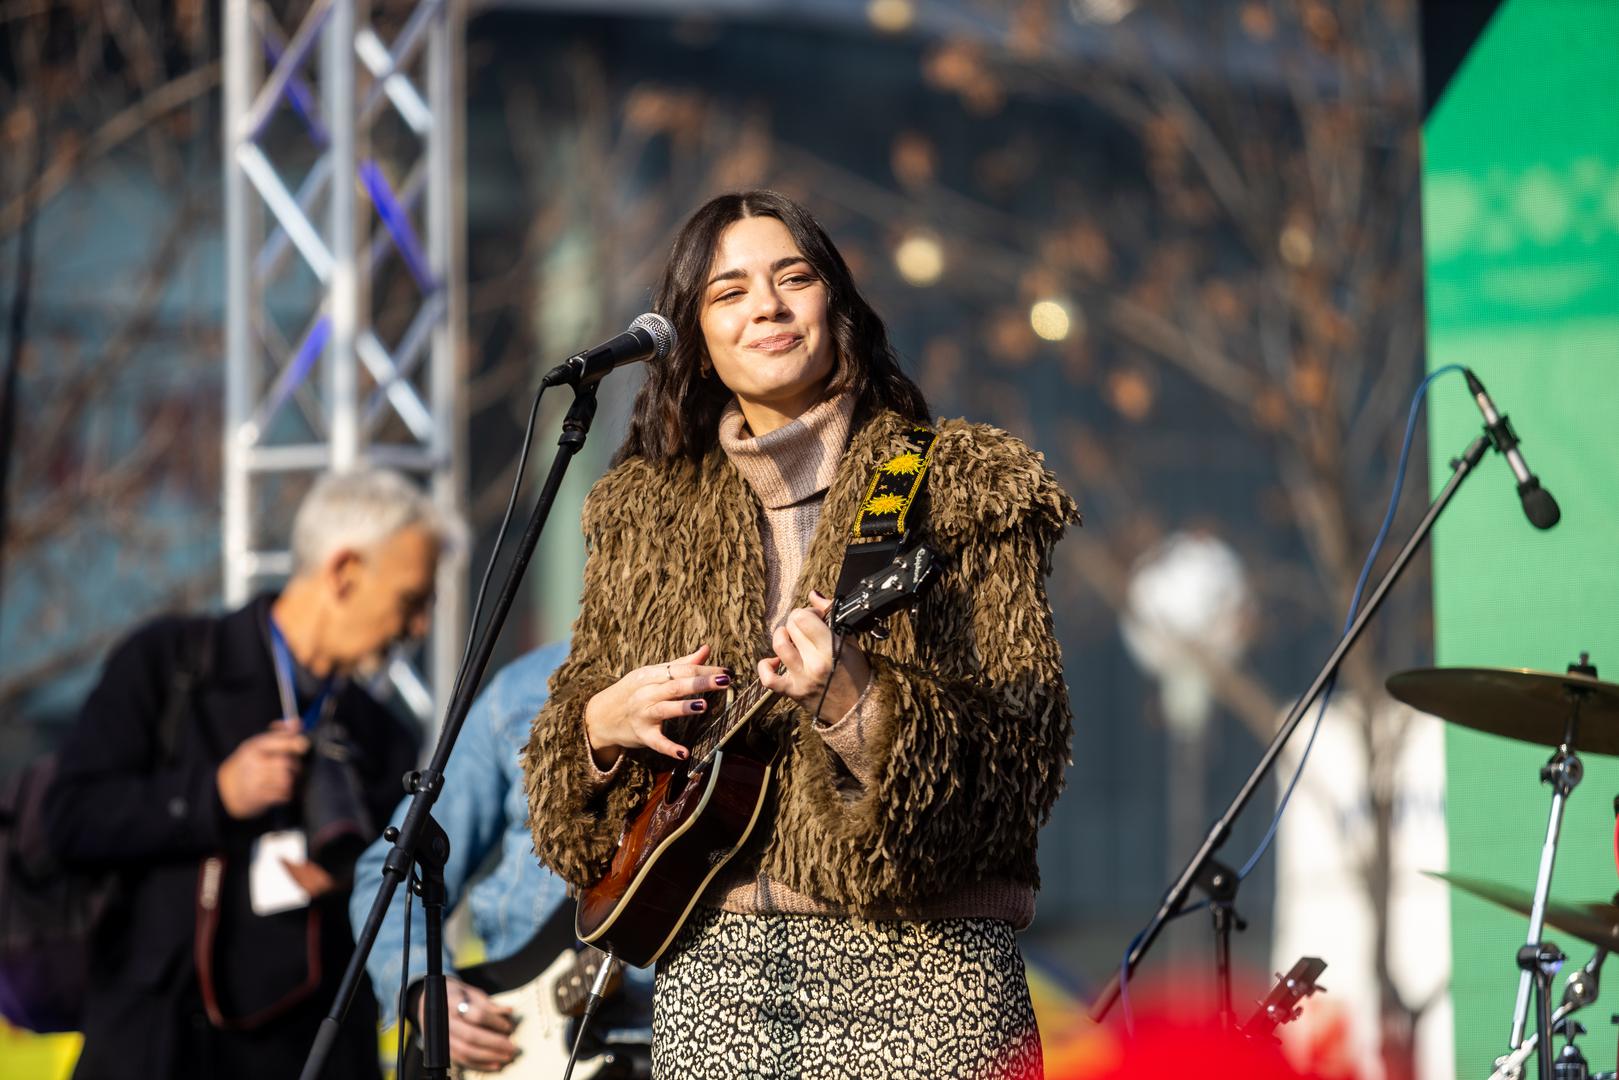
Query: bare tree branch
0,61,221,237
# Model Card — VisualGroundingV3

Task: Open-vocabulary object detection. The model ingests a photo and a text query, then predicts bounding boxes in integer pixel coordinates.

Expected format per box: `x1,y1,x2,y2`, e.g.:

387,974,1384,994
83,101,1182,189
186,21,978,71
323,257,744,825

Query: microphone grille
1522,484,1561,530
630,312,676,361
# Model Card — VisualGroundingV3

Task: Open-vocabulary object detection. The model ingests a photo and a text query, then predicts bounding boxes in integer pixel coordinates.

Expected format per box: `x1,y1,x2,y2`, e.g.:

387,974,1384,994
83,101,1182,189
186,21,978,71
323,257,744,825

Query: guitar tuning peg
868,621,890,641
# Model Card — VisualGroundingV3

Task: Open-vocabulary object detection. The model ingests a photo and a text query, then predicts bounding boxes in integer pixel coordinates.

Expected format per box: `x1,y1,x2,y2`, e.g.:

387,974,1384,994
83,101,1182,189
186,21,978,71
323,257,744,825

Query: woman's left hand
758,590,871,720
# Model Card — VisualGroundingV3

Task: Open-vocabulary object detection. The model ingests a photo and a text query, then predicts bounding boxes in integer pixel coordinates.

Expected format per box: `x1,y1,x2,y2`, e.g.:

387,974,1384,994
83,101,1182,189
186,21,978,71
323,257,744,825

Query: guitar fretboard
682,584,901,769
688,674,778,769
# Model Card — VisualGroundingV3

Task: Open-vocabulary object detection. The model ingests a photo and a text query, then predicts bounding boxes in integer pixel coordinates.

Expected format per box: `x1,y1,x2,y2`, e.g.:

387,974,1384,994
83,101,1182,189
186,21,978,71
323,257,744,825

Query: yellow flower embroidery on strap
882,452,925,476
851,427,937,540
862,493,906,516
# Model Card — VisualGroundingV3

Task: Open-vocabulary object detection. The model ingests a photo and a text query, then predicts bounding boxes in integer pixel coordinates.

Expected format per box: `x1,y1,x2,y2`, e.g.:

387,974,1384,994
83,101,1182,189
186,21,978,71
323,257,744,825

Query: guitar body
576,747,775,968
400,937,642,1080
456,948,610,1080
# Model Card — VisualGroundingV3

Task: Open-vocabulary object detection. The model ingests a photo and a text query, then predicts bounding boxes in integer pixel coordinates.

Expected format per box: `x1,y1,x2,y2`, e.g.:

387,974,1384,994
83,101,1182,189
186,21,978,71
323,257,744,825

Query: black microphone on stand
1464,368,1561,530
541,312,676,387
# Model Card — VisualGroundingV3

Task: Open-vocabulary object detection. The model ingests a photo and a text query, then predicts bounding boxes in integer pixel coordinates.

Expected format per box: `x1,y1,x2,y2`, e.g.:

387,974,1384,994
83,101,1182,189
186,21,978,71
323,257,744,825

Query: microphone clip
1482,409,1522,459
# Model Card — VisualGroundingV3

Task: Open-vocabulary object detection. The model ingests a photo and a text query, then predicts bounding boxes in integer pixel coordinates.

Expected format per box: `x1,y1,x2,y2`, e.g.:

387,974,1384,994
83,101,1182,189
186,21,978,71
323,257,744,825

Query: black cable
807,633,850,725
453,381,551,684
380,378,552,1077
394,871,417,1079
562,951,620,1080
561,1005,593,1080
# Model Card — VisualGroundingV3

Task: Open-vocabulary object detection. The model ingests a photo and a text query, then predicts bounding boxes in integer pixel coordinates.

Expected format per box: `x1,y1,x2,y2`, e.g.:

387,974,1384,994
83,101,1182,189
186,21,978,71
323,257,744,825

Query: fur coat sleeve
520,456,669,890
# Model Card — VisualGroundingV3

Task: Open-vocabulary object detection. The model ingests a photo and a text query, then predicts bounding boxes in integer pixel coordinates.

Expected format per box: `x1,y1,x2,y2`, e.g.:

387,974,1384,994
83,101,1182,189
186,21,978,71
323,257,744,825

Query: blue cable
1116,362,1468,1029
1119,900,1208,1034
1236,362,1465,880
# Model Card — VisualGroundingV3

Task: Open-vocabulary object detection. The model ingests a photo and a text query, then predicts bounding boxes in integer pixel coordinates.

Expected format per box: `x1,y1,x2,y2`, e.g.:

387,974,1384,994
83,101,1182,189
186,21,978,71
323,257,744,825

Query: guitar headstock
1241,956,1326,1039
830,544,941,637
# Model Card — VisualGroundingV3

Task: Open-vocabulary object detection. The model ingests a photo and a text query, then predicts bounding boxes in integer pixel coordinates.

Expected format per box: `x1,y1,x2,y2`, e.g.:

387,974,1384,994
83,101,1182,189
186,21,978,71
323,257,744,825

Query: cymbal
1386,667,1619,755
1427,871,1619,952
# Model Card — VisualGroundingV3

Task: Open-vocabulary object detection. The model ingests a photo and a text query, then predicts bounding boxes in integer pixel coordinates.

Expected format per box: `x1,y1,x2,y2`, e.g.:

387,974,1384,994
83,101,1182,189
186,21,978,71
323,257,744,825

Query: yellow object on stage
0,1020,78,1080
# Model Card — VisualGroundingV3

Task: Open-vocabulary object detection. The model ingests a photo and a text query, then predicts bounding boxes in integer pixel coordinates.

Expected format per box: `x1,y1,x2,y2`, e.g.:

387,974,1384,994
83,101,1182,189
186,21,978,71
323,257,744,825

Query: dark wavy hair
614,190,930,465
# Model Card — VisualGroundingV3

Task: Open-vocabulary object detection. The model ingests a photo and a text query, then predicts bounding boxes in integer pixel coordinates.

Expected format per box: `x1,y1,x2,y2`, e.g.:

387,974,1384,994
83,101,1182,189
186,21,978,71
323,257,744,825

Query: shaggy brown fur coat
522,406,1079,911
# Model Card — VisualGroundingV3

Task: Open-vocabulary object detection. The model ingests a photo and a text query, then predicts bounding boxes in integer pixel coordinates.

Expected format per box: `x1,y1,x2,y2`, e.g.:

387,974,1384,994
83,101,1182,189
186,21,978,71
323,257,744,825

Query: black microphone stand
299,377,602,1080
1088,430,1493,1025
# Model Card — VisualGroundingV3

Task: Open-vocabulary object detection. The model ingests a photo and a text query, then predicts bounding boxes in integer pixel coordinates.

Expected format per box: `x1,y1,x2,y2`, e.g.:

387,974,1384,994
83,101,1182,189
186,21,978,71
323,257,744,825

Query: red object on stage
1049,1009,1347,1080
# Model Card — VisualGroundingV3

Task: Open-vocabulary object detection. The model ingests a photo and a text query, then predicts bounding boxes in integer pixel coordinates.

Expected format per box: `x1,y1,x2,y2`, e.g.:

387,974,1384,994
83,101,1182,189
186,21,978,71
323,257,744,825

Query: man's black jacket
44,595,419,1079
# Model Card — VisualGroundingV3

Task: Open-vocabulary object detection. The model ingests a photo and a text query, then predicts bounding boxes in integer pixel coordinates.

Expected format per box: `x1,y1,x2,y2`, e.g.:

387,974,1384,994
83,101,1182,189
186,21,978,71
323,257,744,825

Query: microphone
541,313,676,388
1464,368,1560,530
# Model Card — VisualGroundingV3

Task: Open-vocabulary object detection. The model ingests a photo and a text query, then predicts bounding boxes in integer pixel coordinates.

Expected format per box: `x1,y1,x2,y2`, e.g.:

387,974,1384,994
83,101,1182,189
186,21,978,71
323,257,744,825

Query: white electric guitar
447,943,637,1080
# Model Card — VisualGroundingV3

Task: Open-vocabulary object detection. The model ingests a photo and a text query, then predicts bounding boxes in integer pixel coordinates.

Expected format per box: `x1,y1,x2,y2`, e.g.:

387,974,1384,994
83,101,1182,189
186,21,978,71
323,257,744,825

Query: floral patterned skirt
651,907,1043,1079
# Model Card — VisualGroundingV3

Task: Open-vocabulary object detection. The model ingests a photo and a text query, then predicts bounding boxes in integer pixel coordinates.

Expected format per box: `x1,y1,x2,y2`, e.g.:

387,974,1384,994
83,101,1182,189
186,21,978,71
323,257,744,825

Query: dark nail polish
715,674,731,687
677,749,689,760
690,700,706,712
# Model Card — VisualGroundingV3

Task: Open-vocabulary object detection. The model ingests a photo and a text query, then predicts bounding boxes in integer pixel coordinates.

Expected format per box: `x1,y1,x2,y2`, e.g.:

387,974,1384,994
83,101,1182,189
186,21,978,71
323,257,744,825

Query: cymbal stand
1519,941,1566,1079
1507,658,1596,1067
1490,942,1605,1080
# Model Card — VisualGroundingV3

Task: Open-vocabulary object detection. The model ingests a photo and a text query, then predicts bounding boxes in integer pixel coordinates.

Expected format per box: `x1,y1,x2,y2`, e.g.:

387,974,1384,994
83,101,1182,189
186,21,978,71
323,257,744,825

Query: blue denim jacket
352,642,575,1029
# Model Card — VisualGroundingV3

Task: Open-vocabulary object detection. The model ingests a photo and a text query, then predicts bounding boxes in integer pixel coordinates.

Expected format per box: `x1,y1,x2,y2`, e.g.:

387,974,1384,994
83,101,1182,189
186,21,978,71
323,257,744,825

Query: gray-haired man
45,468,456,1080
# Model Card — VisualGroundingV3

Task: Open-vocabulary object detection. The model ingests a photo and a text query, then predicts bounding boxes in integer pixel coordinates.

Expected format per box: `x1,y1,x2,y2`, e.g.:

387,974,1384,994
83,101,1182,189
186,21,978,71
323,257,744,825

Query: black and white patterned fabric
651,908,1043,1079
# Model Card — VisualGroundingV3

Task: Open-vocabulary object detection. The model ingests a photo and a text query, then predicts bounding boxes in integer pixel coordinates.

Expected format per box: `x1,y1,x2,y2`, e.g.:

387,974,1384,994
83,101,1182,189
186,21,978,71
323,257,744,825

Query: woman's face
698,215,836,436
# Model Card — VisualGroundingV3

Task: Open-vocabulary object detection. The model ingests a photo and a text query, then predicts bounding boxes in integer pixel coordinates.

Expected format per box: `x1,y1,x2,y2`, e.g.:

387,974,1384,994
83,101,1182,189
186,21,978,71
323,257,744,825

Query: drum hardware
1428,870,1613,1080
1390,653,1616,1079
1384,657,1619,757
1426,874,1619,955
1551,1018,1589,1080
1524,941,1571,1080
1484,946,1606,1080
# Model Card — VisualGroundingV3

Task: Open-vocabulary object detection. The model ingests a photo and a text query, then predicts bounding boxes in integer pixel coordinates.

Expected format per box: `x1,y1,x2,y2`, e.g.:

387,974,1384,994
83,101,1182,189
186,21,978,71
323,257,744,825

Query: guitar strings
686,634,851,768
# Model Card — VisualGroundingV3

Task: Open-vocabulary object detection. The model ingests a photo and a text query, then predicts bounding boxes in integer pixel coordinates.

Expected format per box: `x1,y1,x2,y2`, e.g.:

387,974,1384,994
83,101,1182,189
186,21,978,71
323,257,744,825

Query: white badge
248,829,312,916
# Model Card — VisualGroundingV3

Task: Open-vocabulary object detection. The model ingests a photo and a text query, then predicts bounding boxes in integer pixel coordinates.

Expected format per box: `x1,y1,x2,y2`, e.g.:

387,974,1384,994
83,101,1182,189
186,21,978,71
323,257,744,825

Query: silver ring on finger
457,998,471,1017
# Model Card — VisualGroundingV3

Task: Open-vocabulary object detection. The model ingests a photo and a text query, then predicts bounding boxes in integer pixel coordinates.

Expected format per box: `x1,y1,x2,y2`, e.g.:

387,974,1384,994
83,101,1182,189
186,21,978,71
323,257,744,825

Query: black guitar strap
456,898,581,995
834,424,937,600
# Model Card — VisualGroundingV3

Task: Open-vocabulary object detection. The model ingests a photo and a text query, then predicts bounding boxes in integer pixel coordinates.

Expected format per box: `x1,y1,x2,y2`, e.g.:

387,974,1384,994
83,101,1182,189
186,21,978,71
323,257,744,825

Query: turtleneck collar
717,391,856,509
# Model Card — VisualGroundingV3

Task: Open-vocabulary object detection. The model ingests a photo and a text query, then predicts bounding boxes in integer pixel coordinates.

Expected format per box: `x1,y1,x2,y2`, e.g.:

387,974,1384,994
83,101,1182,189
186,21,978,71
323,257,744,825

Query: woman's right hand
584,644,731,768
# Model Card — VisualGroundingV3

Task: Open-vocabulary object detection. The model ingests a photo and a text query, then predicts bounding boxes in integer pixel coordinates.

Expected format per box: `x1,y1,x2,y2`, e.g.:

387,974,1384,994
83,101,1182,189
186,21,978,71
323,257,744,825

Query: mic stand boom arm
1088,432,1491,1023
299,380,602,1080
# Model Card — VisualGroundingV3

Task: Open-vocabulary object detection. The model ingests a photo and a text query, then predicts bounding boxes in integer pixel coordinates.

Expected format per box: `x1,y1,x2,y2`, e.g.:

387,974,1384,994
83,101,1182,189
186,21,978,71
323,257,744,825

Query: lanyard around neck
267,616,332,731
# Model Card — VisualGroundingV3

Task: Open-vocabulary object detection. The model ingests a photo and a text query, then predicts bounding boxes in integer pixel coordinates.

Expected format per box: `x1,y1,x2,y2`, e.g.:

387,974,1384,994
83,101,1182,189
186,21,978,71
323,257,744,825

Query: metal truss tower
223,0,466,729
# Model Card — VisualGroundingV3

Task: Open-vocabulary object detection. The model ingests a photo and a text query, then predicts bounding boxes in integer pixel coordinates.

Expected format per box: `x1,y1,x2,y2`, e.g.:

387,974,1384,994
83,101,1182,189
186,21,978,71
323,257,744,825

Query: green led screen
1423,0,1619,1075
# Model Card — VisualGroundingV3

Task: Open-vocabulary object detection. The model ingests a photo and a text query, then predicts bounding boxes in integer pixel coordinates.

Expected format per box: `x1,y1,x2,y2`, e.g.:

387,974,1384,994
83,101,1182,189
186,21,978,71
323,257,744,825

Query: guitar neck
690,675,779,768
